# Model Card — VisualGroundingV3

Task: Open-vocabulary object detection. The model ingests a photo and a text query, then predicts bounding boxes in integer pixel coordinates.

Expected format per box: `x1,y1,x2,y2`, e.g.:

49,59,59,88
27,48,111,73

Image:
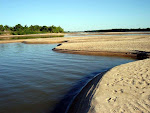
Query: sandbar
54,35,150,59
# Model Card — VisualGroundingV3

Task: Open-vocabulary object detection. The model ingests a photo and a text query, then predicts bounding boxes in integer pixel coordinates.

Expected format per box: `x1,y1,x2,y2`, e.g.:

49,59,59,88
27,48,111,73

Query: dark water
0,43,134,113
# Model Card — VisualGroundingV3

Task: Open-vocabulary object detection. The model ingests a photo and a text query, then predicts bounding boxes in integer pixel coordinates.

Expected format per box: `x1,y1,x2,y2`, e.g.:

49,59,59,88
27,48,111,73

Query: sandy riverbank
0,33,65,39
0,37,70,44
54,35,150,59
67,59,150,113
51,34,150,112
55,35,150,52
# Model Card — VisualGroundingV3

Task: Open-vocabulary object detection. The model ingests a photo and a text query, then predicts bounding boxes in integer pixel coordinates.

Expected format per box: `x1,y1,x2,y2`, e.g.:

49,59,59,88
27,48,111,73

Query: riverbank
0,33,65,40
54,35,150,59
0,37,69,44
67,58,150,113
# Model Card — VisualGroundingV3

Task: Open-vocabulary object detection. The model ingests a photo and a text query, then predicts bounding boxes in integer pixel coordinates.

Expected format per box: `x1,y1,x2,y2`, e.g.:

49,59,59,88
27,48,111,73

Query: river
0,43,134,113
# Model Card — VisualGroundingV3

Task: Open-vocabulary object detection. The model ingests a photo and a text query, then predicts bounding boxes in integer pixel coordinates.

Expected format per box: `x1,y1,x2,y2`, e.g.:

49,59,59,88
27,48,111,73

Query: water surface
0,43,134,113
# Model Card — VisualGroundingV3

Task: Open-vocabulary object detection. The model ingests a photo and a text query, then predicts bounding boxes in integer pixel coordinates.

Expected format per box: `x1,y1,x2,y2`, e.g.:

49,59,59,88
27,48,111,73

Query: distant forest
0,24,64,35
85,28,150,32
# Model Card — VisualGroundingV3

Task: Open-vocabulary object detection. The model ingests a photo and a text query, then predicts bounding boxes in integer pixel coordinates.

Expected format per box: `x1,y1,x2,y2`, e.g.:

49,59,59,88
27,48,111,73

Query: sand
0,37,69,44
68,59,150,113
90,59,150,113
54,35,150,59
55,35,150,52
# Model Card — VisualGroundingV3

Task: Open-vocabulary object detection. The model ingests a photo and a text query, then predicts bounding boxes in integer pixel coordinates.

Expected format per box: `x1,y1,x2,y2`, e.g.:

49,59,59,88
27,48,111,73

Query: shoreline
54,35,150,59
66,71,107,113
50,34,150,112
0,33,66,38
67,59,150,113
0,39,66,44
53,48,150,59
0,38,69,44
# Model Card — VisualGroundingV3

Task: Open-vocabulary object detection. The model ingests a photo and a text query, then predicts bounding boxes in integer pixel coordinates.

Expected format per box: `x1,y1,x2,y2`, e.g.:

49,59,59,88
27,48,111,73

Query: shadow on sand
66,71,107,113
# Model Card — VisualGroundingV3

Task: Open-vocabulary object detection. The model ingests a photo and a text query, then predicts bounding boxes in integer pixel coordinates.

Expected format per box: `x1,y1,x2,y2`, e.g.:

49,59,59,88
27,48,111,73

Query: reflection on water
0,43,134,113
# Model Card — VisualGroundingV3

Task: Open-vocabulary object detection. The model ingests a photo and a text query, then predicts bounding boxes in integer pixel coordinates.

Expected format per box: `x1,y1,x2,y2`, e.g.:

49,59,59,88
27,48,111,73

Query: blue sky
0,0,150,31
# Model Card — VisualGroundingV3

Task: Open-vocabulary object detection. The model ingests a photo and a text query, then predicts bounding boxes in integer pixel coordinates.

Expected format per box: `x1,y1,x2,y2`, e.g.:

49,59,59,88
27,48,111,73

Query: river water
0,43,134,113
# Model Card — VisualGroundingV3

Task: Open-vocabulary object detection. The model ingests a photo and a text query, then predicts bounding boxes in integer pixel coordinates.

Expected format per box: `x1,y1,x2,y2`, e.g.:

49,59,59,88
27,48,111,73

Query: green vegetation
0,31,3,35
0,24,64,35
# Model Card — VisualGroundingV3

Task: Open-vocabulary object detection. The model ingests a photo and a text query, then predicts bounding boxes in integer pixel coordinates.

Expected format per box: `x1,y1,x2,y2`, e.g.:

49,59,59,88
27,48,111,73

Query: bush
11,32,18,35
0,25,4,31
1,24,64,35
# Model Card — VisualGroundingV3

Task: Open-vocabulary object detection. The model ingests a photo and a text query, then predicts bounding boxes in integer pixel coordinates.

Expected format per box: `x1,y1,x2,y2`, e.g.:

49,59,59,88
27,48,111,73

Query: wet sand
67,59,150,113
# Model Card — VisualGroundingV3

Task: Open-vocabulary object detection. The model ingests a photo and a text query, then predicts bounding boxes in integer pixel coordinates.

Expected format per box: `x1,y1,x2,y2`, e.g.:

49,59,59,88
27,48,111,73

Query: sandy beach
67,59,150,113
89,59,150,113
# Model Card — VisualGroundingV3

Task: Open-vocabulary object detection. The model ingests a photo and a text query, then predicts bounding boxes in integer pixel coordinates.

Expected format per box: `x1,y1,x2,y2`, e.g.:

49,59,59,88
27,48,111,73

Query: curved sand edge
54,35,150,59
53,48,140,59
66,71,107,113
67,59,150,113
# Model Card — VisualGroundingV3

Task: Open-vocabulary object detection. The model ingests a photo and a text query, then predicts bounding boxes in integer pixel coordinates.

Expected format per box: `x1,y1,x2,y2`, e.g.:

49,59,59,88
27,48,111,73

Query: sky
0,0,150,31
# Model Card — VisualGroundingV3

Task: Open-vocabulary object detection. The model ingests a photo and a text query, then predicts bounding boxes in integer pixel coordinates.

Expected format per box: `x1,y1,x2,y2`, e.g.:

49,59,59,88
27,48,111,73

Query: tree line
0,24,64,35
85,28,150,32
